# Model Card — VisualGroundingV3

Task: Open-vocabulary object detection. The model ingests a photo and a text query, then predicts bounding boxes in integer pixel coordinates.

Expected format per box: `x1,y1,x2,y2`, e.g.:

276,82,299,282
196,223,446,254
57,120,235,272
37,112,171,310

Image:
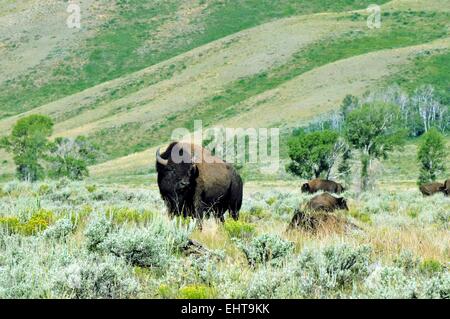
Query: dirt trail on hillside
1,0,444,137
219,37,450,129
0,13,357,137
54,14,356,138
89,38,449,177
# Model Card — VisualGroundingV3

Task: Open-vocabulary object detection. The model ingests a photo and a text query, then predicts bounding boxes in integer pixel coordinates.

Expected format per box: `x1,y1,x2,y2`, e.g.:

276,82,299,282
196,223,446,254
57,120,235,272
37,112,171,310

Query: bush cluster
237,234,294,267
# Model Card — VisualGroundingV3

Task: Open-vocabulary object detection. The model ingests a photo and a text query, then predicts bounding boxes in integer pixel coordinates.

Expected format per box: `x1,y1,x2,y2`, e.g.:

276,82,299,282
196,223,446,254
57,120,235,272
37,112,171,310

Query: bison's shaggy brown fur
287,193,354,233
306,193,349,212
301,179,344,194
288,210,361,233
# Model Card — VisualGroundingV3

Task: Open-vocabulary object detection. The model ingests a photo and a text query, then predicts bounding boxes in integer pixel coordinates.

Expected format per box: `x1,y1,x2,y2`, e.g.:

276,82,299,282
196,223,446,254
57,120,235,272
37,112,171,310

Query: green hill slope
0,0,390,118
0,0,449,181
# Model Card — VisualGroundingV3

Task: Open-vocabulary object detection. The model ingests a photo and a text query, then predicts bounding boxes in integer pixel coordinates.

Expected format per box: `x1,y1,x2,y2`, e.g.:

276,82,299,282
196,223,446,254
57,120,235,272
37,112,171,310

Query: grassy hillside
0,0,389,118
386,50,450,104
0,0,449,182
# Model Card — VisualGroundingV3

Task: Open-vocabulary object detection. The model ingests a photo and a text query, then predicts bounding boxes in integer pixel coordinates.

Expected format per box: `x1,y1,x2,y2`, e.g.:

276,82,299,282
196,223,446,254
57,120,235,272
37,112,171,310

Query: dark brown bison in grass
156,142,243,223
306,193,349,212
419,182,446,196
288,194,357,233
288,210,324,231
288,209,360,233
301,179,345,194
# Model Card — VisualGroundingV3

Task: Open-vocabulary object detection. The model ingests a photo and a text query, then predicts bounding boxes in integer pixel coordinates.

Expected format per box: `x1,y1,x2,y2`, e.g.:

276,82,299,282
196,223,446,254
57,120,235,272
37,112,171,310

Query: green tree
344,103,405,191
417,128,447,185
287,130,341,179
0,115,53,181
47,136,98,180
337,148,352,186
340,94,359,119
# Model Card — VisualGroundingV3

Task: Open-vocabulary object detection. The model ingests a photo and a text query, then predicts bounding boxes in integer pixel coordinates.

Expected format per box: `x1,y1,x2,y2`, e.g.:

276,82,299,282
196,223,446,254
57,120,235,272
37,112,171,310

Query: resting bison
444,179,450,196
306,193,348,212
301,179,345,194
288,209,360,233
156,142,243,222
288,210,322,231
419,182,446,196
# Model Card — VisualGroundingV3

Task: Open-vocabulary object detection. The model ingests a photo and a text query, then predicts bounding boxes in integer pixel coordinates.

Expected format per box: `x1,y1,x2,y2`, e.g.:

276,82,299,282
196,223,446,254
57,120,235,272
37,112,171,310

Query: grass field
0,180,448,298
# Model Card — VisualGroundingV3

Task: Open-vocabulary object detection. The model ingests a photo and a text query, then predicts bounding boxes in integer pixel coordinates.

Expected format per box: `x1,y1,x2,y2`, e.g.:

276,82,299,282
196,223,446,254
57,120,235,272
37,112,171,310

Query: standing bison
306,193,349,212
301,179,345,194
156,142,243,222
419,182,446,196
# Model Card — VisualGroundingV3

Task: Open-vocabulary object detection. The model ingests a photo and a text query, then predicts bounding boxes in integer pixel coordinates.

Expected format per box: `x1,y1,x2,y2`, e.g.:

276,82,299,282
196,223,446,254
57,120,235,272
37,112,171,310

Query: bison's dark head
337,184,345,193
156,146,198,213
301,183,310,193
336,197,349,211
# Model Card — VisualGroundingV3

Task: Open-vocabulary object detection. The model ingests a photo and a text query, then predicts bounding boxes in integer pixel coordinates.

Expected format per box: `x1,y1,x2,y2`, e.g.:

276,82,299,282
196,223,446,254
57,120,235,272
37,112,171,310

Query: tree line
0,115,99,182
1,84,447,186
287,85,448,191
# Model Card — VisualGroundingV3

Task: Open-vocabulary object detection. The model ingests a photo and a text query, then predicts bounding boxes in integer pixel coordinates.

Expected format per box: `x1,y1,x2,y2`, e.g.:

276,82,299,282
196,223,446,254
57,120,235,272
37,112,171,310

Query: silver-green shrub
422,272,450,299
364,266,419,298
84,217,112,251
295,244,372,293
99,227,173,268
245,265,303,298
43,218,74,240
0,234,138,299
237,234,294,267
54,255,139,299
97,216,194,268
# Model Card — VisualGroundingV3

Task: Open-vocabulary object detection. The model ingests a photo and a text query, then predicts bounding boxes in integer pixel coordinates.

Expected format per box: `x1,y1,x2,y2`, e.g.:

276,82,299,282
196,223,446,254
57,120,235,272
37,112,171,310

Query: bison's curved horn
156,148,168,166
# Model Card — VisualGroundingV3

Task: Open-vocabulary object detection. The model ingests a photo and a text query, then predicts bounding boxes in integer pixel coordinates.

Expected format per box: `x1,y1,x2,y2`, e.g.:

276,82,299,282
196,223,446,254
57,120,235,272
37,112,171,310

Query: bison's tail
230,171,243,220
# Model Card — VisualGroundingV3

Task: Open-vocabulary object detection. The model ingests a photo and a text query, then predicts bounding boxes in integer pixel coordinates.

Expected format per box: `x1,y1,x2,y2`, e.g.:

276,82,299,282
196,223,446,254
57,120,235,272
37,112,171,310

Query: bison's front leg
193,192,207,230
163,198,178,218
230,208,239,221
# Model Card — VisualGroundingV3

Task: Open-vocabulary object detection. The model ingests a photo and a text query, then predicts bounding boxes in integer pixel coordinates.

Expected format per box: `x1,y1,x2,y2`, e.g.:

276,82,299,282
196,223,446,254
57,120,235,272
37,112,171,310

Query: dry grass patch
357,226,449,263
